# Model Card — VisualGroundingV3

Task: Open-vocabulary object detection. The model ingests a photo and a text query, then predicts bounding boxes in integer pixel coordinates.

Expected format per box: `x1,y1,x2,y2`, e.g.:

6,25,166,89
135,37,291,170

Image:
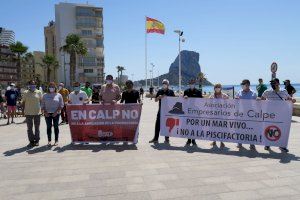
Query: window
76,7,94,17
96,38,103,47
81,30,92,36
84,69,93,73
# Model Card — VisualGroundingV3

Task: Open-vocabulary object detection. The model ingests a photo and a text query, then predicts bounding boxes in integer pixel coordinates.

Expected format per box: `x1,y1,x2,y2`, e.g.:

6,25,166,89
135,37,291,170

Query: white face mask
106,80,113,84
58,86,63,90
49,87,55,93
190,84,195,89
163,84,168,89
215,88,221,93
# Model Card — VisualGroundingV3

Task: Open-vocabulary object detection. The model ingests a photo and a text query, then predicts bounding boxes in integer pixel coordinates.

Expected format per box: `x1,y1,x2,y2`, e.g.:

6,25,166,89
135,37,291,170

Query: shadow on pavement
3,146,30,156
151,143,300,164
53,143,138,153
26,145,52,154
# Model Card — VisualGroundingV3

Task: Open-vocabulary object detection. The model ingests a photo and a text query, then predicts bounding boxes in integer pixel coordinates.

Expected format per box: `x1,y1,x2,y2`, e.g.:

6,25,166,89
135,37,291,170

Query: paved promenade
1,98,300,200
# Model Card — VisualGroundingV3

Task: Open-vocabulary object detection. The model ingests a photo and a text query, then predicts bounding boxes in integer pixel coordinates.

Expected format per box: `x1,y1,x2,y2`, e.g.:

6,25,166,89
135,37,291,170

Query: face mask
190,84,195,89
29,85,36,91
58,86,63,90
215,88,221,93
49,87,55,93
74,87,80,92
271,83,276,90
163,84,168,89
242,85,247,90
106,80,113,84
10,86,14,90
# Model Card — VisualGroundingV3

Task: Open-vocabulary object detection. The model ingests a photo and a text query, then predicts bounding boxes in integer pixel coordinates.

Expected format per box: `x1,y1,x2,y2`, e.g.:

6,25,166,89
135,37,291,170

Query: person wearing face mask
68,82,89,105
99,75,121,104
261,78,296,153
58,82,69,124
22,80,43,147
41,82,64,146
121,80,141,104
81,81,93,102
5,83,19,125
209,84,229,148
235,79,257,150
183,79,203,146
149,79,175,144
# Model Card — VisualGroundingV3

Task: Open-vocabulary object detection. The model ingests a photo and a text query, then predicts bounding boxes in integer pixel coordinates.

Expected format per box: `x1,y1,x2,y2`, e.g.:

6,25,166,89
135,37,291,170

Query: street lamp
150,63,155,86
174,30,184,94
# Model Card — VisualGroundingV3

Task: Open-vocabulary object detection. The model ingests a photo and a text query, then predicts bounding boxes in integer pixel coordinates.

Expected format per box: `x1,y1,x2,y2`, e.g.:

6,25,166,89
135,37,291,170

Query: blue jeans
45,114,60,142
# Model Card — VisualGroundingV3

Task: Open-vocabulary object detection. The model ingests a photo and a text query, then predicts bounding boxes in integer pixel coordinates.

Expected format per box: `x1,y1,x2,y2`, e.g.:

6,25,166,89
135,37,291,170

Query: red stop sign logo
264,126,281,141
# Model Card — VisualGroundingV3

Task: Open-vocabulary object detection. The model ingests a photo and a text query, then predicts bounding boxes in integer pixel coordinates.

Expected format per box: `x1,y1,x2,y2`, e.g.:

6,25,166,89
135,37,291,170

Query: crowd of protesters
0,75,297,152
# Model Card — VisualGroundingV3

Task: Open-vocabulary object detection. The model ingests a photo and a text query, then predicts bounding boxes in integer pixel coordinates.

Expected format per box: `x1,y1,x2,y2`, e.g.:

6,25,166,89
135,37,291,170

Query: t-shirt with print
99,84,121,104
5,90,19,106
69,90,88,105
41,93,64,113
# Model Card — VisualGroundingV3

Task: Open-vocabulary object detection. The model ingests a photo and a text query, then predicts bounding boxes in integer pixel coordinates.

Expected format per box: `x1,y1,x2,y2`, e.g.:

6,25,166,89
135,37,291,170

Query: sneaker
192,140,197,146
164,138,170,144
237,143,243,149
47,141,51,146
185,141,191,146
27,142,34,148
250,145,256,150
54,141,58,146
220,142,225,148
149,139,158,143
34,142,39,146
279,147,289,153
11,121,15,123
210,141,216,146
6,121,9,125
264,146,270,151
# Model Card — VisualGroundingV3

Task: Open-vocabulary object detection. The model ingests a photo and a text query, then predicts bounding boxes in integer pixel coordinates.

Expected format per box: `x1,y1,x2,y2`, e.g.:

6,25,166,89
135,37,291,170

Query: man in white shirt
261,78,296,153
68,82,89,105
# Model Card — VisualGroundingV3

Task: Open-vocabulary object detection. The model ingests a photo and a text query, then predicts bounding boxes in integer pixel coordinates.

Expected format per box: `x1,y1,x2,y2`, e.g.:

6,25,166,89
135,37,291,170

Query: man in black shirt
149,79,175,144
121,80,141,104
183,79,203,146
284,80,296,97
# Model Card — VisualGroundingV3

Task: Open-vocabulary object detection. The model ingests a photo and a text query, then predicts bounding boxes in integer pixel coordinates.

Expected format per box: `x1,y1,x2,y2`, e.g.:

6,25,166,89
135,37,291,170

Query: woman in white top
209,83,229,148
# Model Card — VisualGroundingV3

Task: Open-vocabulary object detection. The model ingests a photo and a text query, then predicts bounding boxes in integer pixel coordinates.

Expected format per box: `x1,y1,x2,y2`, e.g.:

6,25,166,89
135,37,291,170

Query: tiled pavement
0,98,300,200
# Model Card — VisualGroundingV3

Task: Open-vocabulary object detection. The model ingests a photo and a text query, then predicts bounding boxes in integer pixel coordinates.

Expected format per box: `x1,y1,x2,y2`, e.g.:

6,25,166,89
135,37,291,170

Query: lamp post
174,30,184,94
150,63,155,86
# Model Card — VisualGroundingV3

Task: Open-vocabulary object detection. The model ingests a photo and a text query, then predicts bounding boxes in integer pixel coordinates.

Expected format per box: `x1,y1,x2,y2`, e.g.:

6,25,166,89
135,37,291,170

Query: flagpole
145,16,148,90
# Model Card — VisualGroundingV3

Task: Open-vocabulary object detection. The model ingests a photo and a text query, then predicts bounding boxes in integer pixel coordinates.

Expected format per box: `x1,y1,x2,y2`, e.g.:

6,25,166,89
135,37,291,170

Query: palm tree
41,55,57,82
198,72,207,91
9,41,28,81
116,66,122,84
60,34,87,85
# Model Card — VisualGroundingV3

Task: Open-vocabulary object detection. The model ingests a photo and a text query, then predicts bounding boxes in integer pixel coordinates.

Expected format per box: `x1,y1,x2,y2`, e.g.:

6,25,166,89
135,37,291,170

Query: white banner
160,97,293,147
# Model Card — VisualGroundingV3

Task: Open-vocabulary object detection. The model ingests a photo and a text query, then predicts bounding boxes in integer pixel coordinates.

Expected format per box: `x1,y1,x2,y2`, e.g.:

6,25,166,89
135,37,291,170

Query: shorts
7,106,16,112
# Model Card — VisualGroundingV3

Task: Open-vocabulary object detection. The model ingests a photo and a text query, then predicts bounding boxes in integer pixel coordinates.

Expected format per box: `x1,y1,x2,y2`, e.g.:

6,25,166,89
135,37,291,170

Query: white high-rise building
55,2,104,86
0,27,15,47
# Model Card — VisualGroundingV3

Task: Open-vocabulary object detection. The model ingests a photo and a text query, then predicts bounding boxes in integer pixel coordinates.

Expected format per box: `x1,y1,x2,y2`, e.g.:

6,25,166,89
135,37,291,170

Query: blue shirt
236,89,257,100
5,90,19,106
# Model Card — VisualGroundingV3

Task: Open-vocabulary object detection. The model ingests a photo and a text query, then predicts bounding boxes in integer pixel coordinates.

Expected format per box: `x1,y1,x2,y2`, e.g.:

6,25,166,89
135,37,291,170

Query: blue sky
1,0,299,84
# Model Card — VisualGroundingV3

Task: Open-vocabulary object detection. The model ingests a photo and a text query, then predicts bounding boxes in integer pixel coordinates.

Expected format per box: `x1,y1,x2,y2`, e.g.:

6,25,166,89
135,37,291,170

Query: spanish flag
146,17,165,34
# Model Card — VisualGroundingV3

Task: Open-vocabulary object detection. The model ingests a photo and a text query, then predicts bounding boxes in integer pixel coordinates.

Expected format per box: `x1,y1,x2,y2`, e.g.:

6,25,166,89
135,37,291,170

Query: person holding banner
149,79,175,144
41,82,64,146
121,80,141,104
183,79,203,146
68,82,89,105
99,75,121,104
209,83,229,148
262,78,296,153
235,79,257,150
